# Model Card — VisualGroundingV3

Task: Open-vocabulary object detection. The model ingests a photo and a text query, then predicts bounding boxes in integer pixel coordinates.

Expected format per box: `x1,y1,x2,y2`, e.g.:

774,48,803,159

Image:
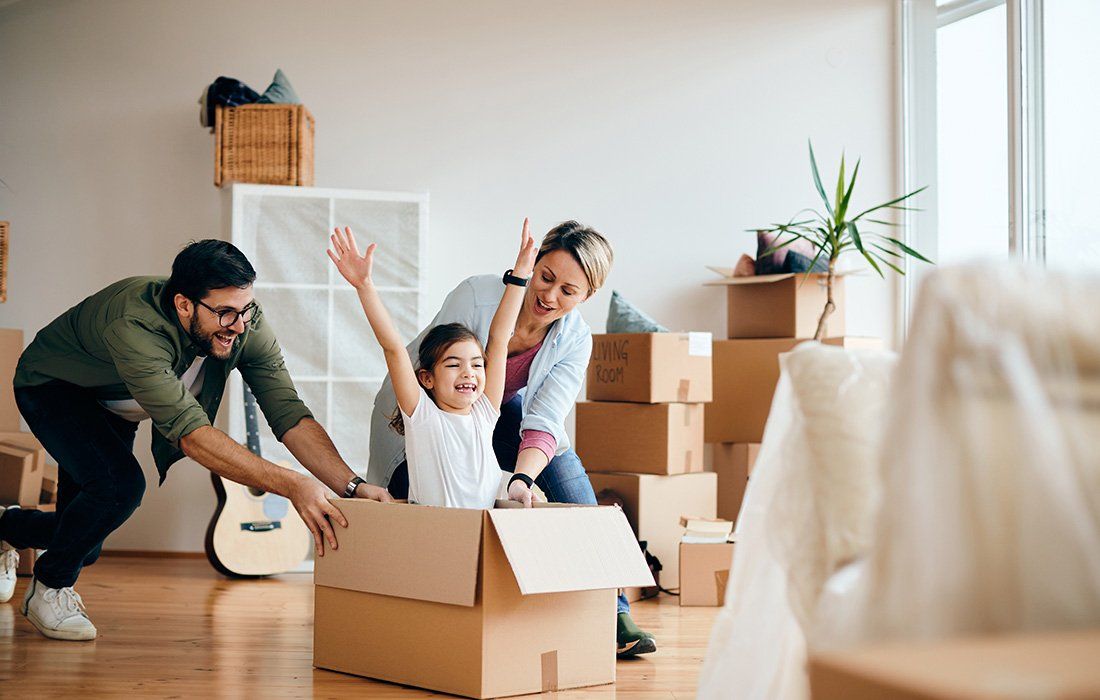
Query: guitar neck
243,385,262,458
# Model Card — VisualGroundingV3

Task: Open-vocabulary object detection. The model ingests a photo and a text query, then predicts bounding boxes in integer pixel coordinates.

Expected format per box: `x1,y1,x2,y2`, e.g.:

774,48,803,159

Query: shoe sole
0,586,13,604
22,605,97,641
617,636,657,658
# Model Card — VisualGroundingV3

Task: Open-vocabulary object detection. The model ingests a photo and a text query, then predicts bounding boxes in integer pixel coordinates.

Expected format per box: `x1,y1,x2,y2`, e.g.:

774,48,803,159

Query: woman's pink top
503,339,557,462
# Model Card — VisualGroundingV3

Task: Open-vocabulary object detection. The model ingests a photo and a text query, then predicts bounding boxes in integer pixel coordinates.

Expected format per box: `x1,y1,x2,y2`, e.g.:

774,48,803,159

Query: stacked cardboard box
703,274,882,524
0,328,57,576
578,332,718,589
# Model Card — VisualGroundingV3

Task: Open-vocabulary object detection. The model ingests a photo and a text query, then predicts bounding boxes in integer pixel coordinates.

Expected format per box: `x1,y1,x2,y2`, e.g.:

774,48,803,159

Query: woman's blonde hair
537,221,613,297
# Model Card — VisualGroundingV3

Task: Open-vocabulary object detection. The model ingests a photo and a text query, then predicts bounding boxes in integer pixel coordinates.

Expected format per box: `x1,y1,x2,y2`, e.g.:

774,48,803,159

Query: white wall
0,0,899,552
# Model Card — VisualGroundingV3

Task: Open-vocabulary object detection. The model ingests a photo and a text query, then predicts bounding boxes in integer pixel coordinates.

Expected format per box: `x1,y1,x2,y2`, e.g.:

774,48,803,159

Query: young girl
328,221,537,508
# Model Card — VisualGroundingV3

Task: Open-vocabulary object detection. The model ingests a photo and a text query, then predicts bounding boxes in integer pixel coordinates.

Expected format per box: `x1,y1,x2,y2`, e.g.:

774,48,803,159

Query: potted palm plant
756,141,932,340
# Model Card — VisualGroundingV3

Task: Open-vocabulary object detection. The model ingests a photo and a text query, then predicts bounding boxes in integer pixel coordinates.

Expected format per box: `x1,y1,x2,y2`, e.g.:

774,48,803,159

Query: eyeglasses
195,299,258,328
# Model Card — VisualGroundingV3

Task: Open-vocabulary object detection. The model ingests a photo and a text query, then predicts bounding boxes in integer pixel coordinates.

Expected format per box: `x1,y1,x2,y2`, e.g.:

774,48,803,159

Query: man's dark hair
167,239,256,301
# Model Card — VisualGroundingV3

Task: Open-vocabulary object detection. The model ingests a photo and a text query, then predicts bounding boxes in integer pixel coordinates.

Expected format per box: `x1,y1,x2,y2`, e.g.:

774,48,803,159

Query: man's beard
188,315,235,359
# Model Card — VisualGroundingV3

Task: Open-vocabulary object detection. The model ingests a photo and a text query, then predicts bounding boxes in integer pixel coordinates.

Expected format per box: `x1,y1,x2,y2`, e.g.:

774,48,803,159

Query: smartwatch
508,473,534,490
502,269,529,287
343,476,367,498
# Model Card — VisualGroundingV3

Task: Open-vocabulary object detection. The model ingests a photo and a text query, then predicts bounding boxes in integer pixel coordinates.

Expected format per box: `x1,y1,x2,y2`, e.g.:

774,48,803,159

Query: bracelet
508,473,534,490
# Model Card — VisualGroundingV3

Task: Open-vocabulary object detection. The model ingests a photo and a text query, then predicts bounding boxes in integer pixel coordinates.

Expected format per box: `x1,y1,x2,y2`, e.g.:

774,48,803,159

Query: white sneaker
0,505,19,604
21,578,97,641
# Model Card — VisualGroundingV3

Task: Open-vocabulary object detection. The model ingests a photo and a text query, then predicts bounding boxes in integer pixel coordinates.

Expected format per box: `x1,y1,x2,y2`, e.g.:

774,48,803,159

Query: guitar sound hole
247,487,266,497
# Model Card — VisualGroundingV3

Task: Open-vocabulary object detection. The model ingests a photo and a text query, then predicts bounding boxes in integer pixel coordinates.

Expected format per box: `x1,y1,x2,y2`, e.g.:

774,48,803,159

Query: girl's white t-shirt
401,387,506,509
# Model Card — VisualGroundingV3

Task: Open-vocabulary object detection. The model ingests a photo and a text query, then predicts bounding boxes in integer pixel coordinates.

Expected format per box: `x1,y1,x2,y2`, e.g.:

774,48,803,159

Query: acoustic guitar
204,385,311,577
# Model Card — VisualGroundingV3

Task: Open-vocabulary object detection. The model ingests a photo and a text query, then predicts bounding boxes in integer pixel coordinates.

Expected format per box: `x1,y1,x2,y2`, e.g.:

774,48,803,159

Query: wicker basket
214,104,314,187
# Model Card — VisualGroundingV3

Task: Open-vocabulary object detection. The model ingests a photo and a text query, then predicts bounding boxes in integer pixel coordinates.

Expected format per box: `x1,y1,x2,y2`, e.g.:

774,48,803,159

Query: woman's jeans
1,382,145,589
389,394,631,615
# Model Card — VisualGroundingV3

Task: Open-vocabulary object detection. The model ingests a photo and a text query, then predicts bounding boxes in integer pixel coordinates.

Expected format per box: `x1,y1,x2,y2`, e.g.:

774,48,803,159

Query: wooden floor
0,557,719,699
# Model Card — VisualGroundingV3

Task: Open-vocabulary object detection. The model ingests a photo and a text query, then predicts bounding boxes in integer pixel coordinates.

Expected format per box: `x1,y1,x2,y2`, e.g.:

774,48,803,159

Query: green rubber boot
616,611,657,658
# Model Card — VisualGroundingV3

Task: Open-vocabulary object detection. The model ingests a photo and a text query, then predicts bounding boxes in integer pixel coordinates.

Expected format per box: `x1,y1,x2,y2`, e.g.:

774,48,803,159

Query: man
0,240,391,641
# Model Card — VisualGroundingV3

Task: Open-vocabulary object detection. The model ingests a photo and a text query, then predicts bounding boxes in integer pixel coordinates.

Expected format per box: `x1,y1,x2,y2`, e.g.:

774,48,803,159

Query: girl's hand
512,218,538,279
327,227,376,289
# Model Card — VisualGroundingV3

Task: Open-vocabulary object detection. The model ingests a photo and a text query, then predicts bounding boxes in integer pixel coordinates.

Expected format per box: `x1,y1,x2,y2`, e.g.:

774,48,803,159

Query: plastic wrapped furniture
813,265,1100,648
697,341,897,699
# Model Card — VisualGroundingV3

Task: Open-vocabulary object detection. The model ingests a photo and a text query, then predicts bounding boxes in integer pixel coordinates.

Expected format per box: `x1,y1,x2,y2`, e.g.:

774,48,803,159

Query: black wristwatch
343,476,366,498
508,473,534,490
502,269,529,287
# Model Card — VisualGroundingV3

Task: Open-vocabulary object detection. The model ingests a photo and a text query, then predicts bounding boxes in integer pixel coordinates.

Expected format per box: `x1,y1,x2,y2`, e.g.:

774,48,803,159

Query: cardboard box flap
488,506,655,595
314,499,484,607
704,272,853,286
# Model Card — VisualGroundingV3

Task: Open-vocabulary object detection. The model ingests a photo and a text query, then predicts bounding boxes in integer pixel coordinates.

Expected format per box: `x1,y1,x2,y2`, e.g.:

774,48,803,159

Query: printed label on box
688,332,713,357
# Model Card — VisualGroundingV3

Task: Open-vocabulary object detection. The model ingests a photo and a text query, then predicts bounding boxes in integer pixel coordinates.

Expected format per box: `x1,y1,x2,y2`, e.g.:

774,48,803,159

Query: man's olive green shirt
14,276,312,481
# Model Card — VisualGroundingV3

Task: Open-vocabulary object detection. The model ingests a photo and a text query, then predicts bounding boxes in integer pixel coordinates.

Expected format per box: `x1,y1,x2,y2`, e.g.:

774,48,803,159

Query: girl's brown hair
390,322,483,435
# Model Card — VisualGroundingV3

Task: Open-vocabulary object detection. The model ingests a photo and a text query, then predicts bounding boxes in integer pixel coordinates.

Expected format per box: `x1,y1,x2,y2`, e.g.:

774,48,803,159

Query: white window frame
898,0,1047,338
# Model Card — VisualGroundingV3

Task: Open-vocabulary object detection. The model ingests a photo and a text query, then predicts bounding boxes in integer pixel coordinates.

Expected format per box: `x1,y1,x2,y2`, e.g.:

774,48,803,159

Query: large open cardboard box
705,273,846,339
809,629,1100,699
587,332,712,403
587,471,716,588
313,499,654,699
705,337,881,443
1,328,23,431
576,401,704,475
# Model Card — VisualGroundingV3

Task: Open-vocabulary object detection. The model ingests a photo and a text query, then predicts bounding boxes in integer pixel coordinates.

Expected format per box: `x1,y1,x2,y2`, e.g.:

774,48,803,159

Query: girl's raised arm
484,218,537,410
328,226,421,418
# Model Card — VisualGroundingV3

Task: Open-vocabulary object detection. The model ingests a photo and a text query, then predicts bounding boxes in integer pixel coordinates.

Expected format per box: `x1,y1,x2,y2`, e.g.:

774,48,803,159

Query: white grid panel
224,184,427,474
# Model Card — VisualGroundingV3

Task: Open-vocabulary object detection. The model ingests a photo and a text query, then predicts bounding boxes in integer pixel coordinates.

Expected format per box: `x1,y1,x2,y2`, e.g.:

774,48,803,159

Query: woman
366,219,656,658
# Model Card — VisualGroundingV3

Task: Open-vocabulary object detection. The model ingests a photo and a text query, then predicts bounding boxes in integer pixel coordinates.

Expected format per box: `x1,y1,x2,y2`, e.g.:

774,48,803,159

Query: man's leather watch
343,476,367,498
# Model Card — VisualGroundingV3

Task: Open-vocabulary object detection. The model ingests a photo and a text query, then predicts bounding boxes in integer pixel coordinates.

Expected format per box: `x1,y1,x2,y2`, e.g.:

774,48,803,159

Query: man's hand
287,474,349,557
354,482,394,502
507,478,534,508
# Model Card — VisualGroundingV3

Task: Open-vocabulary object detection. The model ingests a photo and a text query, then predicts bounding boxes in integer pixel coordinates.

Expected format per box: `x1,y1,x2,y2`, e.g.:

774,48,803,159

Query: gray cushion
257,69,300,104
606,290,669,334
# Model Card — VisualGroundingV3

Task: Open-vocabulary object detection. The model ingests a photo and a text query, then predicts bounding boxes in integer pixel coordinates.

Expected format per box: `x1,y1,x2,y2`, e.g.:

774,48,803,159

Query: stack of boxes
0,328,56,576
575,332,717,593
704,273,881,524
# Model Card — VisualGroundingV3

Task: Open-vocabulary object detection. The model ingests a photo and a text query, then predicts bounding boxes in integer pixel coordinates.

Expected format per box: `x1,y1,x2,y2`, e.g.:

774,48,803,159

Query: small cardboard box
313,499,654,699
587,332,713,403
712,443,758,522
705,337,881,444
576,401,704,475
41,463,59,504
0,329,23,431
679,542,734,606
809,629,1100,700
706,273,846,339
587,472,717,588
0,441,43,507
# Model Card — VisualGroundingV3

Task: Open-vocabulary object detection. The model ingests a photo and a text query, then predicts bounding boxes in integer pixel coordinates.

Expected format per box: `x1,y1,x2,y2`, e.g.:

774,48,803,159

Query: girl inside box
328,222,537,509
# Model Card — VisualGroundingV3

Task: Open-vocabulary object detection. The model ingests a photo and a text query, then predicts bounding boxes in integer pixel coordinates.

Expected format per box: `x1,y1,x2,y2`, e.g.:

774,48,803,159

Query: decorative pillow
606,290,668,334
755,230,828,275
257,69,301,104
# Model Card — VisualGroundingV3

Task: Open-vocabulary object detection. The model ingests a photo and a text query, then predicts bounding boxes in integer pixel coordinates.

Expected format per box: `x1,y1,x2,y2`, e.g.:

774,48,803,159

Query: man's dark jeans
0,382,145,589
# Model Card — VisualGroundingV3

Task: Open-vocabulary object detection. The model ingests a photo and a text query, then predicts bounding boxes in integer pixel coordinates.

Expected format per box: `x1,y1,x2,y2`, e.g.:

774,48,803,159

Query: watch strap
502,269,529,287
343,476,366,498
508,472,534,490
